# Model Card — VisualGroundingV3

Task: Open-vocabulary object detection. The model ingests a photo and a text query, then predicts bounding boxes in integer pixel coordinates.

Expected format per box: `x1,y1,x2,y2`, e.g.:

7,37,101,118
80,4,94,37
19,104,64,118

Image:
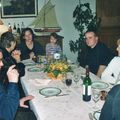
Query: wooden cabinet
35,35,63,53
15,34,63,55
97,0,120,54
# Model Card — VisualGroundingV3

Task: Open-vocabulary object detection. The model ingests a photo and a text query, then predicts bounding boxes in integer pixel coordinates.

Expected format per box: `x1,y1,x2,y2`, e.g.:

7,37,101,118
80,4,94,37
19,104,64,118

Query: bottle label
83,85,91,96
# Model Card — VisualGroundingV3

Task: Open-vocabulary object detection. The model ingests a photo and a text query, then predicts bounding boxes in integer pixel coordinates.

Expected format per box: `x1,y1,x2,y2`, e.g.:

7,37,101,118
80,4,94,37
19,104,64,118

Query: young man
0,49,20,119
78,30,113,77
0,49,34,120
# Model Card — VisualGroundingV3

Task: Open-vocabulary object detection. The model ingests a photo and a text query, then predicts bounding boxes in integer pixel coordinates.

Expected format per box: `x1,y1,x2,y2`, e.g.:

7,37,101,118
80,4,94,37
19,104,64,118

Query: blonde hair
117,39,120,46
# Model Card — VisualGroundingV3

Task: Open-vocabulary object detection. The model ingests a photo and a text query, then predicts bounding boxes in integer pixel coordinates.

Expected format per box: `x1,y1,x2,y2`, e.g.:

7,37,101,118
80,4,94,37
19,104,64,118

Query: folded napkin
29,78,52,86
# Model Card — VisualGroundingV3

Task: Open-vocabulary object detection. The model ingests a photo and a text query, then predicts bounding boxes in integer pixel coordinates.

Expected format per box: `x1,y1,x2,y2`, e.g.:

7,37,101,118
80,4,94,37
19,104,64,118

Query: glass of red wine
65,79,72,92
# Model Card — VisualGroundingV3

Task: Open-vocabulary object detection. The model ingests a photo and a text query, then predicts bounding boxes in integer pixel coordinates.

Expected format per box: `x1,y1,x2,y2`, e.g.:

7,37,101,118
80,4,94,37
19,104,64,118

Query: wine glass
92,89,100,110
65,79,72,92
73,73,79,88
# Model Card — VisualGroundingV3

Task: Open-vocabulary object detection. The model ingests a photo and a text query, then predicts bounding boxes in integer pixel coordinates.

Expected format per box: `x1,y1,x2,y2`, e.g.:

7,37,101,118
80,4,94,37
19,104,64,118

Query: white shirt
101,57,120,84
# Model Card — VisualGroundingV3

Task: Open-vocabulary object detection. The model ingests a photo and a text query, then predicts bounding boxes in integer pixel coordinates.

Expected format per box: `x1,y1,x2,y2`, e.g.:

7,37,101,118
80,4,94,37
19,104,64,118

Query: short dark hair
0,32,16,48
50,32,58,39
85,30,99,37
20,27,35,42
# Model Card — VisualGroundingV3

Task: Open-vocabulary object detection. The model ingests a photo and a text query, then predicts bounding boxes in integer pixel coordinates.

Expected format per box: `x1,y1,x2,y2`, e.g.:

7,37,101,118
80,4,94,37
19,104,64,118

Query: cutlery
45,94,69,98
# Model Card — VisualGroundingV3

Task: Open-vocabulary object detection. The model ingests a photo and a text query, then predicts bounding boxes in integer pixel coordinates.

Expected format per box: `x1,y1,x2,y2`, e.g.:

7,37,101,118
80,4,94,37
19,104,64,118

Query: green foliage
69,2,100,53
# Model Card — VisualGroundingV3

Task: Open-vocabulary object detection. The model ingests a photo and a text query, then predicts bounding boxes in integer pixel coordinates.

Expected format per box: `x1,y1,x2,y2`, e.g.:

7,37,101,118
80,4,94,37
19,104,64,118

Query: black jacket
0,47,25,83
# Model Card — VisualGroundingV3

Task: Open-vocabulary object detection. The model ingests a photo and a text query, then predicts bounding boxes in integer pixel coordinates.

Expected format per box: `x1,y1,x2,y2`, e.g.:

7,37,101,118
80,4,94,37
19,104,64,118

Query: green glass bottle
83,65,92,101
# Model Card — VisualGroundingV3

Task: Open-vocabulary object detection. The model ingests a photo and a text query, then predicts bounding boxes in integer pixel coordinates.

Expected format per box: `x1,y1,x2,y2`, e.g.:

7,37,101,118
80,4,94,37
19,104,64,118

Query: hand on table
20,95,34,108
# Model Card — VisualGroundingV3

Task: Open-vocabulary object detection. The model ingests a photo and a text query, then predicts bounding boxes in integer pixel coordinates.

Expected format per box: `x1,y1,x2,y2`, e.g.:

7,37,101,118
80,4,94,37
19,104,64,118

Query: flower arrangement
44,60,72,80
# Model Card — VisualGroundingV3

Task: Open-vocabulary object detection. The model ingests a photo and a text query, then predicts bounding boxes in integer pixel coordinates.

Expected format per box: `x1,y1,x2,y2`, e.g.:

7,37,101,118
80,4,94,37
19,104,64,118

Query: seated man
100,84,120,120
78,30,114,77
0,49,19,119
0,49,34,119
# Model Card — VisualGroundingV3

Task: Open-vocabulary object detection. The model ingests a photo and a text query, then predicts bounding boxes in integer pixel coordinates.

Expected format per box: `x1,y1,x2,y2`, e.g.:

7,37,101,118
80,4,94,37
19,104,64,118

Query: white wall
0,0,96,62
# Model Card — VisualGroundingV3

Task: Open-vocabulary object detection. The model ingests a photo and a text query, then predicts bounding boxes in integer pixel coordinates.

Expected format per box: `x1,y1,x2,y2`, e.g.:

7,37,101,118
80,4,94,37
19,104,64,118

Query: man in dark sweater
78,30,114,77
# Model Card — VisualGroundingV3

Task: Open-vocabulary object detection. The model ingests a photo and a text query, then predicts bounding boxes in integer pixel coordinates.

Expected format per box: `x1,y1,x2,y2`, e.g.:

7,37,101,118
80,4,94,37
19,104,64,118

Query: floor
15,107,37,120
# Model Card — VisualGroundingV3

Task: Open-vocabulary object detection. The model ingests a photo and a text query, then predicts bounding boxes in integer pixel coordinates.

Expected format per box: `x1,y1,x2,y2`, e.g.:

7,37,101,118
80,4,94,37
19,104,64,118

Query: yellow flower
44,60,72,79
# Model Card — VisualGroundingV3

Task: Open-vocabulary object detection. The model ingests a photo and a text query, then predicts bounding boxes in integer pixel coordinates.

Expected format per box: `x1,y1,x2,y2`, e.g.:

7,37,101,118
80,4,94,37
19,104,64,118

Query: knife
45,94,69,98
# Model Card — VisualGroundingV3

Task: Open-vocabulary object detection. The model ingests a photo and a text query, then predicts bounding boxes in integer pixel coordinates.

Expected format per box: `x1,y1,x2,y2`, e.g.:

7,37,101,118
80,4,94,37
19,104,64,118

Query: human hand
12,50,21,62
29,52,35,59
7,65,19,83
20,95,34,108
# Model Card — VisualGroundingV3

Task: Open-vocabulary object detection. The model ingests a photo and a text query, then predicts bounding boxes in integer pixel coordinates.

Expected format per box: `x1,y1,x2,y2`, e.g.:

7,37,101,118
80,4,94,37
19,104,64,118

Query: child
46,32,62,59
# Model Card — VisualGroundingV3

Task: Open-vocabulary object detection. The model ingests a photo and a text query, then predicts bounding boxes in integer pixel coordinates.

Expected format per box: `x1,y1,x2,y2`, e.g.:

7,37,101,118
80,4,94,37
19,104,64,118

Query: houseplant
69,0,101,56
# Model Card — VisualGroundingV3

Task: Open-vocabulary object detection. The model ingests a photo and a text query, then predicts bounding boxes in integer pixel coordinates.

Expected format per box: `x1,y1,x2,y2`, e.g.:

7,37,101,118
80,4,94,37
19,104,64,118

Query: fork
89,113,93,120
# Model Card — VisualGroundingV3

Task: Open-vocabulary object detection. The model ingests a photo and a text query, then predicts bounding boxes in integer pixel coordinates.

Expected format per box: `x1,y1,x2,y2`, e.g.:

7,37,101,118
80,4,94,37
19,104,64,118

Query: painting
1,0,38,18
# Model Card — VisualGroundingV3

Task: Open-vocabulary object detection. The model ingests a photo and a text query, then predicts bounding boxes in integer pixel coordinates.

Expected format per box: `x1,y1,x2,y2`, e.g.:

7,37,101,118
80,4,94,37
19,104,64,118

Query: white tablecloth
21,60,105,120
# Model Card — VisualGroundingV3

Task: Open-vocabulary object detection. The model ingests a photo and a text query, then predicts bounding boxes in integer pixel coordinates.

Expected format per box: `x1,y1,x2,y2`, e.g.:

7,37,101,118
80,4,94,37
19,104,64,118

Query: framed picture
1,0,38,18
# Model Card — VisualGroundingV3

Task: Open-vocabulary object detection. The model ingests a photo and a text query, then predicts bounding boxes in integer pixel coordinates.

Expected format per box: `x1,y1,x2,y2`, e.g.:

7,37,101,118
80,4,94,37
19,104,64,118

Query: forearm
96,65,106,77
0,83,19,120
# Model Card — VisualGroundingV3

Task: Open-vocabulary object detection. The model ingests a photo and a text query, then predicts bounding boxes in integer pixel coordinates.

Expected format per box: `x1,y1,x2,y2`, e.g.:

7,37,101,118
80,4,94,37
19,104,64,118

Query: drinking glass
62,73,66,82
73,73,79,87
65,79,72,92
92,89,100,110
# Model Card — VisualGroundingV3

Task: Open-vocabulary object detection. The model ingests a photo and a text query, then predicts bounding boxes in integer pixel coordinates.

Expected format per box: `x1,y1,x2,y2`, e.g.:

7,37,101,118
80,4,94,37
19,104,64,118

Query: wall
0,0,96,62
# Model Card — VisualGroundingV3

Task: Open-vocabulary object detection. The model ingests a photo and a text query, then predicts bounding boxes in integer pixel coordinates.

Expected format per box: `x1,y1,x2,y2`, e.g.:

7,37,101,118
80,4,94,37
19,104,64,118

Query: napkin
29,78,52,86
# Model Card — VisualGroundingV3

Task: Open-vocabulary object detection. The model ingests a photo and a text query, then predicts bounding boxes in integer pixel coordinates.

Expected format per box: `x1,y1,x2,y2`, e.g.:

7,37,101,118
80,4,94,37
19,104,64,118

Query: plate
24,62,35,66
93,110,101,120
92,81,109,90
27,67,43,72
39,87,61,97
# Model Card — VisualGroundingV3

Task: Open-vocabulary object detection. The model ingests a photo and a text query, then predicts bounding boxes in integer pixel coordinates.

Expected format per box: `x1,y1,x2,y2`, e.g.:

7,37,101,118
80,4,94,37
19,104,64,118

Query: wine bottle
21,22,25,32
83,65,92,102
13,23,17,33
17,24,21,34
8,23,12,32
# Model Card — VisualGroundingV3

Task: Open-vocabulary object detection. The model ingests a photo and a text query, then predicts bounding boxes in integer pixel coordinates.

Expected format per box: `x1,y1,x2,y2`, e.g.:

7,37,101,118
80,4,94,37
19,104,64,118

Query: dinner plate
39,87,61,97
27,67,43,72
93,110,101,120
24,62,35,66
92,81,109,90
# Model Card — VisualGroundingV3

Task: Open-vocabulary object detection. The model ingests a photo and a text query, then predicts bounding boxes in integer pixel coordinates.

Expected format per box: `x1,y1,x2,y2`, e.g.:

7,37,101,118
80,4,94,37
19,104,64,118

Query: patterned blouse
46,43,61,56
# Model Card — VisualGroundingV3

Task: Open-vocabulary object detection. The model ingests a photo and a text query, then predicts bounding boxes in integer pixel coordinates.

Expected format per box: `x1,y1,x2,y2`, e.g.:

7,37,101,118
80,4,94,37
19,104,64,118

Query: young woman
17,28,44,60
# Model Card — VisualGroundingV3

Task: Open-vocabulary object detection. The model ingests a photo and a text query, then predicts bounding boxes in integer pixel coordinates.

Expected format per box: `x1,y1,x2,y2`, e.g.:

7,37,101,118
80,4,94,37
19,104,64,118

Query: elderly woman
17,28,44,60
101,39,120,84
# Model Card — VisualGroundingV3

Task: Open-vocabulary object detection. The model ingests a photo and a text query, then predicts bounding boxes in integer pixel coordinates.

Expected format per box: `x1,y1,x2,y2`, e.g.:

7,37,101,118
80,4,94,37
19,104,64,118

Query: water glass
92,89,100,110
73,73,79,87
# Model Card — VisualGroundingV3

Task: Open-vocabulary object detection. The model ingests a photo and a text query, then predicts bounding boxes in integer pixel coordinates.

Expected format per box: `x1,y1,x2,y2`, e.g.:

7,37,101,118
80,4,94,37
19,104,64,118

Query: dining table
20,59,110,120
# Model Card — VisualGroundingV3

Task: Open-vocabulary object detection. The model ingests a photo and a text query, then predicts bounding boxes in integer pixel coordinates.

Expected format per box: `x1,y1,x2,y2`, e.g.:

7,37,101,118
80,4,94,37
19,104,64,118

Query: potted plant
69,0,101,59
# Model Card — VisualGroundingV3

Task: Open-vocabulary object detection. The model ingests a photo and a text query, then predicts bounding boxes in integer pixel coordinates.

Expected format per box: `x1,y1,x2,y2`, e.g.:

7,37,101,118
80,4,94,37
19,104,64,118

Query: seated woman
101,39,120,84
46,32,62,59
17,28,44,60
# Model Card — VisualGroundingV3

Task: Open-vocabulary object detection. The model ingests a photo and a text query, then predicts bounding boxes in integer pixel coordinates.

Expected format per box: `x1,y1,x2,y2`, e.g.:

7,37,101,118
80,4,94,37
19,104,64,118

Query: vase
47,73,62,80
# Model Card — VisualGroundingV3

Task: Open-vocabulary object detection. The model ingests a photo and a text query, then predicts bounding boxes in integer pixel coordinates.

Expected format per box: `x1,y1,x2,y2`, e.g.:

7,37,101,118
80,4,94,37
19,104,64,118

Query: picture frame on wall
1,0,38,18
